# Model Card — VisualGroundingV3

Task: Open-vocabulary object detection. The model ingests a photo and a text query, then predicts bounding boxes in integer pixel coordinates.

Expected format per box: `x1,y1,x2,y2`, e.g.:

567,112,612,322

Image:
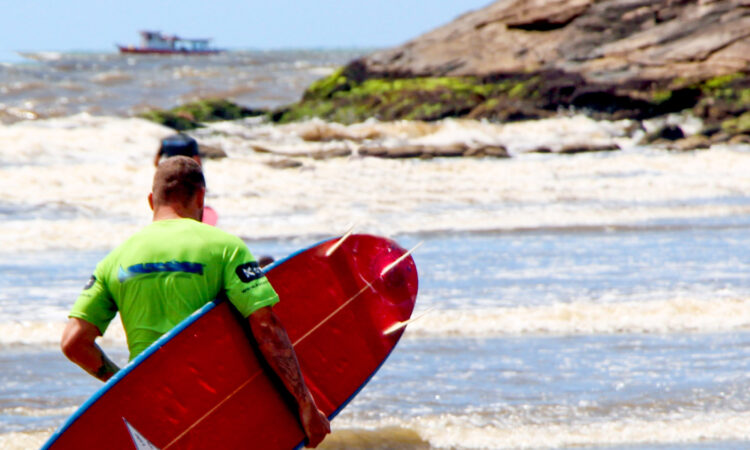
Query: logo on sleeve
84,275,97,290
236,261,263,283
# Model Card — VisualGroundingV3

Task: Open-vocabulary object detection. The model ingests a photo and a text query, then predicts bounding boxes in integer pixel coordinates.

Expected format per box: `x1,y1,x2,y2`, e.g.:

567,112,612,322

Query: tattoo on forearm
256,323,308,403
93,350,120,381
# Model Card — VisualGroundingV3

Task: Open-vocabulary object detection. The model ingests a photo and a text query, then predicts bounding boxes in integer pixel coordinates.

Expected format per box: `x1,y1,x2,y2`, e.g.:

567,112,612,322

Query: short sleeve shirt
69,218,279,360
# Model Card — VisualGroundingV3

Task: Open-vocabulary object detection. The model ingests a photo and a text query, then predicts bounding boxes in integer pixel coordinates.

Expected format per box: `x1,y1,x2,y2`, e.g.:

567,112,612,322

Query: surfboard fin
383,307,435,335
325,224,356,256
123,418,160,450
380,241,423,277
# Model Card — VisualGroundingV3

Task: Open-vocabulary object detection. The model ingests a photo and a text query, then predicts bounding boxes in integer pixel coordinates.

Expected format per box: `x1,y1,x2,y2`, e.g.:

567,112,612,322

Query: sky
0,0,491,61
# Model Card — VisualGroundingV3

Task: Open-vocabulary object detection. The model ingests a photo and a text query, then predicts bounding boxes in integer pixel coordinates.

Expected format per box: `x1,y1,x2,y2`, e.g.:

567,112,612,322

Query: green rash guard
69,218,279,361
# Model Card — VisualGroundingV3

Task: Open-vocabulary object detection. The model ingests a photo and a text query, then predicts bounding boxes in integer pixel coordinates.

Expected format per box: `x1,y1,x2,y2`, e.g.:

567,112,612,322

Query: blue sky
0,1,490,61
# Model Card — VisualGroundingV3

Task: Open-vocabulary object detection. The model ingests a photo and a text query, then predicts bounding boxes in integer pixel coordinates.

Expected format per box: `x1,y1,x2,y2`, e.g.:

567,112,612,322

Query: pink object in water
202,205,218,226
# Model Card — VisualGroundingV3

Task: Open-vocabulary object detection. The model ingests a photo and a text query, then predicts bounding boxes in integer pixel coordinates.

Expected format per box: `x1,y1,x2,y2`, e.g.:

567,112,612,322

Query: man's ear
148,192,154,211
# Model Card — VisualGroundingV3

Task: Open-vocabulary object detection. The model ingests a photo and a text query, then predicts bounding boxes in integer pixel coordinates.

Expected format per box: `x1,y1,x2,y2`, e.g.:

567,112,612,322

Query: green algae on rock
140,99,266,130
272,70,552,124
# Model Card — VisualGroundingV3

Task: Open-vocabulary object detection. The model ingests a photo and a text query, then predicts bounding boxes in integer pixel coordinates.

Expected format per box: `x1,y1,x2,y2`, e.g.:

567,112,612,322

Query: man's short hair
152,156,205,206
158,133,199,158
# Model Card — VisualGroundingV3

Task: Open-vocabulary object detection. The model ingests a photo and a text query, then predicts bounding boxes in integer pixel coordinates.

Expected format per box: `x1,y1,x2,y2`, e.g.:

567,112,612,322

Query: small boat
117,31,222,55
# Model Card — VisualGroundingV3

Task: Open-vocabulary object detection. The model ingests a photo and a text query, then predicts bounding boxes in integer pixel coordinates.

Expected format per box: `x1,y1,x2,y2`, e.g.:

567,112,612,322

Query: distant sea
2,49,750,449
0,48,364,122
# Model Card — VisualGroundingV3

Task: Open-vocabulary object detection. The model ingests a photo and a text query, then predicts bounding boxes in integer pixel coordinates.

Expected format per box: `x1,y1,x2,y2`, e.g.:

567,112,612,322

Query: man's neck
152,206,199,222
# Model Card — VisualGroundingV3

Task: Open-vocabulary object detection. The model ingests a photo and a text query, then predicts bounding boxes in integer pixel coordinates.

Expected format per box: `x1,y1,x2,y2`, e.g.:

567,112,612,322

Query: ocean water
2,50,750,449
0,49,361,122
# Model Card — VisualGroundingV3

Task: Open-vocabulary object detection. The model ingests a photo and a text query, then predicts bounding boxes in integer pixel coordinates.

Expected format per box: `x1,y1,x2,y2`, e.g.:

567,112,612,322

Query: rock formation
362,0,750,84
271,0,750,141
143,0,750,154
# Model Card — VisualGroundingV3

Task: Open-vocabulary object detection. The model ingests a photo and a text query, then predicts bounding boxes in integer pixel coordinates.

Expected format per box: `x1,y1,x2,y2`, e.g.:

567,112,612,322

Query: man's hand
61,317,120,382
299,398,331,448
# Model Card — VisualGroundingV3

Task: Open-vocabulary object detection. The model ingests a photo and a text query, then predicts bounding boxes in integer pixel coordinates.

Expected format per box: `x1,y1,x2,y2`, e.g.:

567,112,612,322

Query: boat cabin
139,31,213,52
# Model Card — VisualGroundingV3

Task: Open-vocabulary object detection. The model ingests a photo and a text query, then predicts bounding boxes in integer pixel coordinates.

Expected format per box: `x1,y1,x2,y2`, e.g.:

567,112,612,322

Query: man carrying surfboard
60,156,330,447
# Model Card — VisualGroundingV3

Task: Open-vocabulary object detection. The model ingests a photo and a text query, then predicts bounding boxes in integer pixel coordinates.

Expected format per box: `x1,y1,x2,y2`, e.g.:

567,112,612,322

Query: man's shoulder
154,219,249,254
138,218,231,237
182,219,243,243
106,219,248,263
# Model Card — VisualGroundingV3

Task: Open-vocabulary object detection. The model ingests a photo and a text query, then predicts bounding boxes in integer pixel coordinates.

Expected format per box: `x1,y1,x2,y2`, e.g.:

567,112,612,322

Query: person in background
154,133,201,167
154,132,221,226
60,156,330,447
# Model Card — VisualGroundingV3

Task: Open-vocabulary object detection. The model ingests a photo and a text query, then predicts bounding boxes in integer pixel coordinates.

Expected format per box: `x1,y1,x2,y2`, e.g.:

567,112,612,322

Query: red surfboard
43,234,418,449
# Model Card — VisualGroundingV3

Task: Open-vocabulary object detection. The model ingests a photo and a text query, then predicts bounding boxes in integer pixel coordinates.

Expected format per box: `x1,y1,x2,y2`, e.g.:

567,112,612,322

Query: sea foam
3,115,750,252
3,295,750,347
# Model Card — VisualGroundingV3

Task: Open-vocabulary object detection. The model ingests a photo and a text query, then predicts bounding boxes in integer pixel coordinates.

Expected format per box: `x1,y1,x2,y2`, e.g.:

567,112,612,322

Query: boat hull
117,46,221,55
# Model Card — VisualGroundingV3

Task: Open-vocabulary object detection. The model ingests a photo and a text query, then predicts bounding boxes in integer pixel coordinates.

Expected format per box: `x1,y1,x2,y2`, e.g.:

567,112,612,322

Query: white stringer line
293,280,373,346
163,372,264,449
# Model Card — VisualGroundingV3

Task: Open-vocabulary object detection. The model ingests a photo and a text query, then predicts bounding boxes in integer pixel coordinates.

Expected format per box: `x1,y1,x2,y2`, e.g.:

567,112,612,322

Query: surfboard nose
369,241,419,317
318,236,419,348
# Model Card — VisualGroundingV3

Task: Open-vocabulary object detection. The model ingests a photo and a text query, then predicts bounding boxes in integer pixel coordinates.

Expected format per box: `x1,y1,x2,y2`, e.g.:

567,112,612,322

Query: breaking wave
4,296,750,347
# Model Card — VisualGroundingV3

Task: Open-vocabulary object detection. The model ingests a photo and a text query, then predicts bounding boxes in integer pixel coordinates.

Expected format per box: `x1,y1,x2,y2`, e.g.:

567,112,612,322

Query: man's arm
248,306,331,448
61,317,120,382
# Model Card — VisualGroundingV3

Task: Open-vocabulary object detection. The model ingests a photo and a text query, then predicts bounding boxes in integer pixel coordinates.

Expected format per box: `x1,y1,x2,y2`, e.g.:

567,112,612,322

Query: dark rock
464,145,510,158
558,142,621,154
359,143,482,158
251,144,272,154
666,135,712,151
359,145,429,159
357,145,387,158
700,125,723,137
266,158,304,169
728,134,750,145
252,144,351,159
197,143,227,159
141,99,269,131
311,147,352,159
173,99,266,122
423,144,469,157
641,125,685,145
709,131,732,144
656,125,686,141
528,142,619,154
139,110,201,131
